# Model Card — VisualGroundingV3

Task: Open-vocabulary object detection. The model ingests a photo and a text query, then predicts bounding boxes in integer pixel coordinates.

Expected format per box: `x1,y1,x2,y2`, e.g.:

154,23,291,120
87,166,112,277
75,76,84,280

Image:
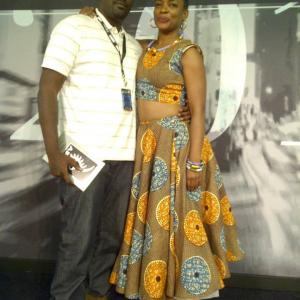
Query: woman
82,0,244,299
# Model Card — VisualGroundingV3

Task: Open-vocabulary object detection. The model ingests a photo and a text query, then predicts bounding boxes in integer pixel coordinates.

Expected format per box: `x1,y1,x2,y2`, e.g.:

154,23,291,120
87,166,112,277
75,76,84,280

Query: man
38,1,188,299
38,1,138,299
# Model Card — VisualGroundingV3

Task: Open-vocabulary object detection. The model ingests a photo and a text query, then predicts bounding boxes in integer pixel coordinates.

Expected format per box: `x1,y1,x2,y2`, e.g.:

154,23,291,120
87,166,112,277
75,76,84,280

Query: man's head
98,0,133,27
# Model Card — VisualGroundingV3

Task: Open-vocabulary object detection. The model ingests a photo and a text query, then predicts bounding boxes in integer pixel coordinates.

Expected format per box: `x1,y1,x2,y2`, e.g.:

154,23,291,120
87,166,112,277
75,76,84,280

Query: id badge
121,88,132,111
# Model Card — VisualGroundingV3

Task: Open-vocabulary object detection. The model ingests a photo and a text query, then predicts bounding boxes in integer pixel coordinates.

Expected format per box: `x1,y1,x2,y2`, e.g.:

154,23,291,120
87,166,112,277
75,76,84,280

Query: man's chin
113,10,129,21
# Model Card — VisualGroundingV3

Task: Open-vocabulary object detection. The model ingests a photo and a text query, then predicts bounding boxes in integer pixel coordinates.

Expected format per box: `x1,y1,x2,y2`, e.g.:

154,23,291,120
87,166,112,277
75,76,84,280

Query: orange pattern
184,210,208,246
137,192,148,224
171,142,177,172
123,212,135,245
159,84,182,104
144,260,167,298
156,196,170,230
226,251,240,262
221,196,236,226
143,50,165,69
141,129,157,163
110,271,118,285
201,191,221,224
214,255,226,279
201,137,213,162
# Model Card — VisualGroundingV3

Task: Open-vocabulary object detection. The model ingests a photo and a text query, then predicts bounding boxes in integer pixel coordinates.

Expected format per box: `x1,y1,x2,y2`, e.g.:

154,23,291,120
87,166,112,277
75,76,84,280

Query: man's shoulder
55,14,97,31
125,33,142,51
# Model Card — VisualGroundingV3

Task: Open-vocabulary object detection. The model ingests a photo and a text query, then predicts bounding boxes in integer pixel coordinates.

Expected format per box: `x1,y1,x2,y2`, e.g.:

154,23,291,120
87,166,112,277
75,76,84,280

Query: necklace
147,37,182,55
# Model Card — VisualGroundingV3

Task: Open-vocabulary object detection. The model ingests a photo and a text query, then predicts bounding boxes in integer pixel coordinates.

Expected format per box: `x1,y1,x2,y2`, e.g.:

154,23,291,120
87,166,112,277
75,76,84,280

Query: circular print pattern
220,227,227,252
159,84,182,104
169,49,183,74
220,196,236,226
176,164,181,186
143,50,165,69
180,256,211,295
158,116,189,151
214,255,226,279
201,191,220,224
143,223,153,256
170,233,180,277
131,172,141,200
156,196,170,230
150,157,168,191
201,137,213,162
215,165,223,189
144,260,167,298
117,255,129,289
184,210,208,246
226,250,240,262
136,79,157,100
128,230,143,264
141,129,157,163
137,192,148,224
187,186,202,202
124,212,135,245
109,271,117,284
171,142,177,172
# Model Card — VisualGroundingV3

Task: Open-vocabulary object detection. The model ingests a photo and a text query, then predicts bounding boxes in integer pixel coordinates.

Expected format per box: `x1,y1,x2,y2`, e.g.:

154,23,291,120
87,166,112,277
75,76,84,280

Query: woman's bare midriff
138,100,180,122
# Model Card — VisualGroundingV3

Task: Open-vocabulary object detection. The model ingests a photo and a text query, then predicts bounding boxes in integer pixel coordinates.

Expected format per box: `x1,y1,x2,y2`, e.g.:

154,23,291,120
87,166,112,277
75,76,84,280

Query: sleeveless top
136,39,202,107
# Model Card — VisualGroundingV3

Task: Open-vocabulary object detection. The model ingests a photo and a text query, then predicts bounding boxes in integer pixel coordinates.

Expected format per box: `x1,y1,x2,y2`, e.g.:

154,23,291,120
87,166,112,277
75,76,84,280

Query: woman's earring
179,21,187,37
149,18,157,29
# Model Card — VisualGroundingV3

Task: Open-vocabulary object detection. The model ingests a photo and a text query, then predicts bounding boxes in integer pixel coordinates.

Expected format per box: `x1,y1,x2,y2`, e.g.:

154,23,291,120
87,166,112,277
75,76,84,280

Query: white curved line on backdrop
208,5,247,141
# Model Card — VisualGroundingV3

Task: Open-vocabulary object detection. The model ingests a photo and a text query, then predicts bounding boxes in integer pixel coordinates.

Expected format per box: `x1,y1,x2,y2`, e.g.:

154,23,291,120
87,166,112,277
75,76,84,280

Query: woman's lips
157,16,170,24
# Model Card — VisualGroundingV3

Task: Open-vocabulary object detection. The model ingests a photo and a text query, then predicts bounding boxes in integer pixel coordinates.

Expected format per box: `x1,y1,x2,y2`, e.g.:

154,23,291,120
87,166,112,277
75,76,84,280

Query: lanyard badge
96,13,132,111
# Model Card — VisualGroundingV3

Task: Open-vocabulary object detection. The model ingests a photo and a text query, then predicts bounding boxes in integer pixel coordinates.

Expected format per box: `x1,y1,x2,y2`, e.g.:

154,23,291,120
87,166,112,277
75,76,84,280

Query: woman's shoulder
178,39,202,54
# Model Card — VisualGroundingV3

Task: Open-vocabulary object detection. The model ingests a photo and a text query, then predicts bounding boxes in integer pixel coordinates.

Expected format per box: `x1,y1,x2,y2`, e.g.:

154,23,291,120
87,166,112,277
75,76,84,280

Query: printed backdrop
0,1,299,277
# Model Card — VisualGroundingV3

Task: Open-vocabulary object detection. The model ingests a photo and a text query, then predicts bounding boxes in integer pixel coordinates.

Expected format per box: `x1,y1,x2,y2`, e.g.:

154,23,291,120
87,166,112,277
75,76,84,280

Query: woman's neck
156,31,181,48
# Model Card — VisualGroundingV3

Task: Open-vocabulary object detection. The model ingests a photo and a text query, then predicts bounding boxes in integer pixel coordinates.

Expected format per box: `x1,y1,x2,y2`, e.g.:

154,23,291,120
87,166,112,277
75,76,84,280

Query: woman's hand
79,6,96,17
186,169,202,191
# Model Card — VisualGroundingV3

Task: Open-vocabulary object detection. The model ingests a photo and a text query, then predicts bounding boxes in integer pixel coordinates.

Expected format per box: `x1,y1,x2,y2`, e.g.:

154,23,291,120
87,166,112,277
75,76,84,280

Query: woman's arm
182,46,206,190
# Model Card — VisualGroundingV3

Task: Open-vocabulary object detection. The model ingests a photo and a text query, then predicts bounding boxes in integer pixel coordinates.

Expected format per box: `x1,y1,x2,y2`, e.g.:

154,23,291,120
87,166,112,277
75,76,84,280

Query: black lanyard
96,14,127,87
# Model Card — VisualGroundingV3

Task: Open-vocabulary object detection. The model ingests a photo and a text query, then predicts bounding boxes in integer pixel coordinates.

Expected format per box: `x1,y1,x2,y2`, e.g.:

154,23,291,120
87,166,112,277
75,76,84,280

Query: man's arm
38,68,79,184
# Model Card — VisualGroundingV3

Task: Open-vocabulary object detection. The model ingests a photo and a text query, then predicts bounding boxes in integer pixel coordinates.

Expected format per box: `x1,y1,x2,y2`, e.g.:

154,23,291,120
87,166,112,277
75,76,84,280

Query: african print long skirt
110,116,245,300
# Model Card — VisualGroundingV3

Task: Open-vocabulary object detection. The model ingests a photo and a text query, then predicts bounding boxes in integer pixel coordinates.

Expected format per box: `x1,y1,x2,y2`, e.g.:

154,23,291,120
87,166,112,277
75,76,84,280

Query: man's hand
178,104,191,122
48,152,81,184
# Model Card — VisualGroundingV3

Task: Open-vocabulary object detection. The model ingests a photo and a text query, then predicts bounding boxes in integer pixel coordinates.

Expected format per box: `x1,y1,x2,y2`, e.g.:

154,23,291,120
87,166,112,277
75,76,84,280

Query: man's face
99,0,133,23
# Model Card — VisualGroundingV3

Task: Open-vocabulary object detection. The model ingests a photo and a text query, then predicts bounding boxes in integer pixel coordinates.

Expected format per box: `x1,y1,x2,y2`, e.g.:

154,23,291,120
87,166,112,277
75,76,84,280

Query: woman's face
154,0,188,34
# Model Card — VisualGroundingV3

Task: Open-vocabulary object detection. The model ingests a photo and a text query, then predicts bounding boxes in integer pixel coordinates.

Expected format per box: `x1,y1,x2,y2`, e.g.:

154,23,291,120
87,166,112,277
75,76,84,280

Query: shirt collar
95,8,125,35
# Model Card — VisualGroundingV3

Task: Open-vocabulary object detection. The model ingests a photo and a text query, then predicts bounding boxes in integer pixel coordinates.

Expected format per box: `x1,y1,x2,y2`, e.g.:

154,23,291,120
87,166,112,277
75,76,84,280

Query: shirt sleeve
42,16,80,77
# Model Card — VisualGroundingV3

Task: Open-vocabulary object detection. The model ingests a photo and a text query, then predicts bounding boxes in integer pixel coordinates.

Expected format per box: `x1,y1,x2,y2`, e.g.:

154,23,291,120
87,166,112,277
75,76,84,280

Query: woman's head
154,0,189,35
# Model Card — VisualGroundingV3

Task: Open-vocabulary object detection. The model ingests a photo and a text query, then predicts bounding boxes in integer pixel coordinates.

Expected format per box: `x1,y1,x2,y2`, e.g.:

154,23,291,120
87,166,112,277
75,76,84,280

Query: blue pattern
215,165,223,189
220,227,227,251
117,255,129,289
158,116,189,151
136,79,157,101
129,230,143,264
131,172,141,200
169,49,183,74
180,256,211,295
150,157,168,191
143,223,153,255
187,186,202,202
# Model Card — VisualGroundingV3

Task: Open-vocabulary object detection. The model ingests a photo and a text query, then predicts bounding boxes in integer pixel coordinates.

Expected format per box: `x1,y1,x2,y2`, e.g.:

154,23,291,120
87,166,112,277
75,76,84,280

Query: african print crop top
136,39,202,106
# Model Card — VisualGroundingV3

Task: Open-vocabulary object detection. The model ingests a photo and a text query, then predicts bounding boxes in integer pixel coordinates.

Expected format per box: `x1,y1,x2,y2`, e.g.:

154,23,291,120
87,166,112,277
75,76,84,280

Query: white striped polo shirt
42,11,142,161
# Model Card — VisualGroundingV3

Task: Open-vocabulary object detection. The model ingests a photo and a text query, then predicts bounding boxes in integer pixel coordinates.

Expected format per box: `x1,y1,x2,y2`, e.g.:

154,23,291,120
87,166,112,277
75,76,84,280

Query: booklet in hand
43,138,104,191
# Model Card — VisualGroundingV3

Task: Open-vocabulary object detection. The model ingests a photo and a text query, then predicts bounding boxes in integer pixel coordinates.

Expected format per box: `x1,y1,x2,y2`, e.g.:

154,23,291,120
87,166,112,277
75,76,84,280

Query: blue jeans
50,161,134,300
